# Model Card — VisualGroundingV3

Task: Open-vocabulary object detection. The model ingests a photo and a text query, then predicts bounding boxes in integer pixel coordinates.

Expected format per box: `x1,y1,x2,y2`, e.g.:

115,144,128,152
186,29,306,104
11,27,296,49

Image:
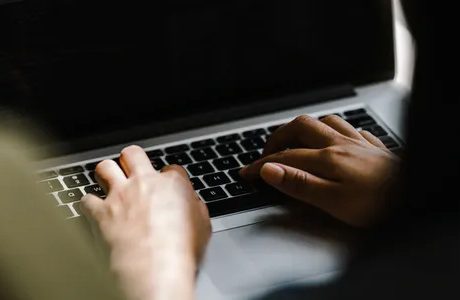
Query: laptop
0,1,408,299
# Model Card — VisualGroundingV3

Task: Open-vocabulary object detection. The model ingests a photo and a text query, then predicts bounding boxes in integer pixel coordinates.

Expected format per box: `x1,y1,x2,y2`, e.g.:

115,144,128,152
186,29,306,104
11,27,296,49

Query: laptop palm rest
201,211,352,295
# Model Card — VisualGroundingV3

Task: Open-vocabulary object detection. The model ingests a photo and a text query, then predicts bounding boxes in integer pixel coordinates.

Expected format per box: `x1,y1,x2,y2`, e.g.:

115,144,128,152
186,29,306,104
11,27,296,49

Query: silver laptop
1,1,409,299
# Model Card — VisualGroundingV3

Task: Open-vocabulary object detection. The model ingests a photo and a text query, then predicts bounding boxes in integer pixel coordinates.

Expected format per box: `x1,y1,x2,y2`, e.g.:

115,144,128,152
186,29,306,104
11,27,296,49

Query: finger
95,159,127,193
259,163,340,212
80,193,105,221
359,130,386,148
161,164,189,178
320,115,364,140
240,148,338,181
263,115,342,156
119,145,156,177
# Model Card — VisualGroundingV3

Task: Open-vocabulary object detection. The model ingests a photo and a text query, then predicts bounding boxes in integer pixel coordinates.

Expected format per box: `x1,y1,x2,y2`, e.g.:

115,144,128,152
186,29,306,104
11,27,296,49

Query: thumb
259,162,339,210
80,193,105,221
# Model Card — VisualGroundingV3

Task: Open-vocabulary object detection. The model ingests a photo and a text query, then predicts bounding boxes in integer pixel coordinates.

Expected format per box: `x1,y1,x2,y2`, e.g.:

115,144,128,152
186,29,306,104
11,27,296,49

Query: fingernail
260,163,285,185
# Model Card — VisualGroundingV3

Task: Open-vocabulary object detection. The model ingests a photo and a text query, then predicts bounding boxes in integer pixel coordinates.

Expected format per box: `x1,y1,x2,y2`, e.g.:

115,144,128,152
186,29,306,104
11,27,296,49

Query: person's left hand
240,115,400,228
80,145,211,300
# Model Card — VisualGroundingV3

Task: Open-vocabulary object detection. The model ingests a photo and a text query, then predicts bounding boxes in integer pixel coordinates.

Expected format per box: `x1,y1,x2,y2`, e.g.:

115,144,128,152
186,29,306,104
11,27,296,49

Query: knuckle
321,146,346,162
165,165,186,178
133,178,149,193
293,115,314,126
292,169,308,185
360,130,372,137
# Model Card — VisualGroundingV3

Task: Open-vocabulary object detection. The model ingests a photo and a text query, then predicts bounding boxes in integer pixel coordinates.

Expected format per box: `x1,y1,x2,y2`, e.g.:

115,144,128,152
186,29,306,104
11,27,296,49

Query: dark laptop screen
0,0,394,152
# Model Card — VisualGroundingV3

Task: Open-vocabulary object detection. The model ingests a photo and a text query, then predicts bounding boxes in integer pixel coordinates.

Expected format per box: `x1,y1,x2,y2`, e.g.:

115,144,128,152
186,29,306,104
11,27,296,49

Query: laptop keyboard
37,107,403,219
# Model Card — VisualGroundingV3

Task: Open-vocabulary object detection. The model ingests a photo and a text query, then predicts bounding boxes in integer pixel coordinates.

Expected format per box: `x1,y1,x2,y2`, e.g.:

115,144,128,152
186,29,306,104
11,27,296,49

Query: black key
165,144,190,154
88,171,96,183
63,174,90,188
84,161,100,171
343,108,367,117
264,134,271,142
237,151,261,165
216,142,243,156
362,125,388,137
267,124,284,132
37,170,58,180
190,177,205,190
150,158,166,170
216,133,241,144
227,168,243,182
240,137,265,151
146,149,164,158
187,162,215,176
58,188,83,203
213,156,240,170
84,184,106,197
59,166,84,176
199,187,228,202
242,128,266,138
39,179,64,193
379,136,399,149
346,115,376,128
225,182,254,196
191,139,216,149
203,172,231,187
165,153,192,165
190,147,218,162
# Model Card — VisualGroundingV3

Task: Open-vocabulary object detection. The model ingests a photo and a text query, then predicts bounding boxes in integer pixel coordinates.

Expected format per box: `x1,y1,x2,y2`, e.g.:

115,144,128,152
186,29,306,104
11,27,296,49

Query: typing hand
241,115,400,228
81,145,211,300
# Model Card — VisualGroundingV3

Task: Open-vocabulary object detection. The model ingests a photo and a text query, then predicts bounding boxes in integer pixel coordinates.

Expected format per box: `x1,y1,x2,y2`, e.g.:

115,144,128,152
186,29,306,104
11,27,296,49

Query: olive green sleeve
0,129,125,300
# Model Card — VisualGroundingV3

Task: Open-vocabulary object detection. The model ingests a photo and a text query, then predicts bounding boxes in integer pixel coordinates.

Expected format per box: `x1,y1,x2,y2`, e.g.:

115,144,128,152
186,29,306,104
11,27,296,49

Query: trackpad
201,221,348,294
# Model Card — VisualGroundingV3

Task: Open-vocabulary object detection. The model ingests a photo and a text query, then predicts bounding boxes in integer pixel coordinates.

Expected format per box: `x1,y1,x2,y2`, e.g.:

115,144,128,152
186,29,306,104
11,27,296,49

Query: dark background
0,0,393,153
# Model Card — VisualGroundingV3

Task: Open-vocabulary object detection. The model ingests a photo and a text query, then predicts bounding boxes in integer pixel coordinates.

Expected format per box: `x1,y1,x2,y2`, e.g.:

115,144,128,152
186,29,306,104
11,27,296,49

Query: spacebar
206,193,276,218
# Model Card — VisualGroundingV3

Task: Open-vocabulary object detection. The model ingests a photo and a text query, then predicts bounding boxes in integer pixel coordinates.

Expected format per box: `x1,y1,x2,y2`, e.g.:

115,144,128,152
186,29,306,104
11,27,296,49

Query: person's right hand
80,145,211,300
240,115,400,228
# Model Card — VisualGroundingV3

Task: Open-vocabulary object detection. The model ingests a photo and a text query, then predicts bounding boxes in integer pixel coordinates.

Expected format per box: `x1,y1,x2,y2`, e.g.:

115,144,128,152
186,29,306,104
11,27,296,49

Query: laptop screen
0,0,394,153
